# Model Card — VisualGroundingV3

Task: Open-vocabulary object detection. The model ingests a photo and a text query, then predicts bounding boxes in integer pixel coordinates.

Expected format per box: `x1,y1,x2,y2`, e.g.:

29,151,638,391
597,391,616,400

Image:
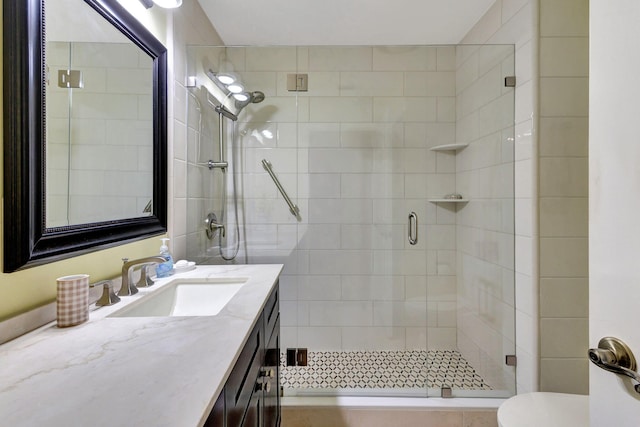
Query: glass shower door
445,44,516,397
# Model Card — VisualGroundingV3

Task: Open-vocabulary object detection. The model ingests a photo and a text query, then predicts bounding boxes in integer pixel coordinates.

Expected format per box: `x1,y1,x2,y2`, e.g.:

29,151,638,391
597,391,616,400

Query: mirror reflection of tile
45,42,154,227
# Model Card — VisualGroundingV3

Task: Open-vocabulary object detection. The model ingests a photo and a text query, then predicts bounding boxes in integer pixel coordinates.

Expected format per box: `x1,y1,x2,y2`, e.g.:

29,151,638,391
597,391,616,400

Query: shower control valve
204,212,225,239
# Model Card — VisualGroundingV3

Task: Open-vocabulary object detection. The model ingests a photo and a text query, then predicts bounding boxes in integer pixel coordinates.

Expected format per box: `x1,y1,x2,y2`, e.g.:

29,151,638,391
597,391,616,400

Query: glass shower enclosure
186,44,516,398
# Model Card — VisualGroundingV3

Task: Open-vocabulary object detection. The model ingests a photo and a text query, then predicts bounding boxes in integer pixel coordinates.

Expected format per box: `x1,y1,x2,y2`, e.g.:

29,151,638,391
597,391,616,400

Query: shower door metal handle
408,212,418,245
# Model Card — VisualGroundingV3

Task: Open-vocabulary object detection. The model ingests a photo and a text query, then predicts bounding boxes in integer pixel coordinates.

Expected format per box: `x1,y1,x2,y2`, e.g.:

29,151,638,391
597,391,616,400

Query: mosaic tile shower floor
280,350,492,390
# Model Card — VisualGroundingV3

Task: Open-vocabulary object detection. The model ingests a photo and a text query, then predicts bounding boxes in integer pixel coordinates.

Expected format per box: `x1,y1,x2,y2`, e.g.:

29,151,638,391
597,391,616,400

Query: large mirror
3,0,168,272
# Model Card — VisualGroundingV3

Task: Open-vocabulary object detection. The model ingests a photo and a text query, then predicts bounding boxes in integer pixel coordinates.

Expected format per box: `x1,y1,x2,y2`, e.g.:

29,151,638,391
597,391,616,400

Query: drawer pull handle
256,378,272,393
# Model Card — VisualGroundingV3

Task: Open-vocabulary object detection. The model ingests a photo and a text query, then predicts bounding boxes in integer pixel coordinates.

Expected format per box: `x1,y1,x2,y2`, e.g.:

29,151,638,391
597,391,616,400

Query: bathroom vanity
206,282,280,427
0,264,282,427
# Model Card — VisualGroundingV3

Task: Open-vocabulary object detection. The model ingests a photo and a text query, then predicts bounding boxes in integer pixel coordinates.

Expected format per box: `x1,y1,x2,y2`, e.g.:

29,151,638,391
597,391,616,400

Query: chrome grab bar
408,212,418,245
261,159,301,220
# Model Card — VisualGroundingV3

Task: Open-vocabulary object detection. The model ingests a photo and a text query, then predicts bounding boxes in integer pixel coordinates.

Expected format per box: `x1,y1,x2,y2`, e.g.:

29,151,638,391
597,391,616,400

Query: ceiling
196,0,496,46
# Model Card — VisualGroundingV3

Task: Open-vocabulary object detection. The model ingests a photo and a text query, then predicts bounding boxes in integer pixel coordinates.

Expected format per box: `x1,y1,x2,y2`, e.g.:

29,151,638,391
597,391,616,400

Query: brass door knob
589,336,640,393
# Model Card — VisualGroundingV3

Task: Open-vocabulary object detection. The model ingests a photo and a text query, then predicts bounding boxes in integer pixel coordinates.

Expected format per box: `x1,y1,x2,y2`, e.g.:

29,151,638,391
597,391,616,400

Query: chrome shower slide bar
261,159,301,220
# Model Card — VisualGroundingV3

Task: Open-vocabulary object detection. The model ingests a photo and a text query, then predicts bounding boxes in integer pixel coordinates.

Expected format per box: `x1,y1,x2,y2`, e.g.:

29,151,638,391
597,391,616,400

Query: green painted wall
0,0,168,321
0,239,161,320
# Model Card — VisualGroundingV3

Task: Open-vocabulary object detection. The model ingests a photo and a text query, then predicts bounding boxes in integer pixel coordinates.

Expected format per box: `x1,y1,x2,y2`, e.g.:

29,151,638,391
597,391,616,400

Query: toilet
498,392,588,427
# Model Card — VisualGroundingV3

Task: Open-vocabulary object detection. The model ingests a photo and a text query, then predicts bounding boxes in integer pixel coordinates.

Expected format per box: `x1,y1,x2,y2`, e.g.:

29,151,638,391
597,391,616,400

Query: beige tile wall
538,0,589,395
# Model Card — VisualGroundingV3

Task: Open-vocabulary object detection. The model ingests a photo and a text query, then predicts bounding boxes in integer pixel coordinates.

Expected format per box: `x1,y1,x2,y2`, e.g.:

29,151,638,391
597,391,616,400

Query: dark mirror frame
3,0,168,272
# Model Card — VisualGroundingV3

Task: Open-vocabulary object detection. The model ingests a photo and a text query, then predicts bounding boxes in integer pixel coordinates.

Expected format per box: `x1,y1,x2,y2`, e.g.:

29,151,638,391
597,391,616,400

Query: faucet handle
136,265,155,288
92,280,121,307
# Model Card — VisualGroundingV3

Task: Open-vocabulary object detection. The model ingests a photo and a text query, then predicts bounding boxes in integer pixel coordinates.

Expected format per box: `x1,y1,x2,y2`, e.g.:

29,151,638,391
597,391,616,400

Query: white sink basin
109,278,248,317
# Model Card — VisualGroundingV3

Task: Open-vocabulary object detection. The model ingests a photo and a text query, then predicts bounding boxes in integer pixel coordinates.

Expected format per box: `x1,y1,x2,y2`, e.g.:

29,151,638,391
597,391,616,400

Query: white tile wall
310,97,373,123
187,45,461,354
340,72,404,97
373,97,437,122
307,47,373,71
372,47,437,71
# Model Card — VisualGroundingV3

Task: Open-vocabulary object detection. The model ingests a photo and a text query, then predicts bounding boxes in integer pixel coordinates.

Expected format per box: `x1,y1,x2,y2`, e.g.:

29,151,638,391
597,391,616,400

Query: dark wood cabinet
263,317,280,427
226,321,262,427
263,284,280,427
208,390,225,427
205,283,280,427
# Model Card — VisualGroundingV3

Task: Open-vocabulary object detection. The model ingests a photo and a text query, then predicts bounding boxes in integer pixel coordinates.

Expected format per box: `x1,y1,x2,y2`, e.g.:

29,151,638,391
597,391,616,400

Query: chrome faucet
118,256,166,296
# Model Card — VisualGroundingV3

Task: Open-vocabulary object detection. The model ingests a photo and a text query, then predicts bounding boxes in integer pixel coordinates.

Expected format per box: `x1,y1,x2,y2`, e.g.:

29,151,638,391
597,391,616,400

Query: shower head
234,91,266,111
220,91,265,120
200,83,265,121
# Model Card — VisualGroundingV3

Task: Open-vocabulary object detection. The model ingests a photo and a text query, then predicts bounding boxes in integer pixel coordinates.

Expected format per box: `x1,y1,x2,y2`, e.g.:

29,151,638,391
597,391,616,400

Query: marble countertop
0,264,283,427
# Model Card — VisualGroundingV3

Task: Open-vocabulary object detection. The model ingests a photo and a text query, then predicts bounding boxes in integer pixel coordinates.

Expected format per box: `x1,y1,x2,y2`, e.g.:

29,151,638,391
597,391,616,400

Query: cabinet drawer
226,321,263,427
204,389,225,427
206,277,281,427
263,317,280,427
264,282,279,342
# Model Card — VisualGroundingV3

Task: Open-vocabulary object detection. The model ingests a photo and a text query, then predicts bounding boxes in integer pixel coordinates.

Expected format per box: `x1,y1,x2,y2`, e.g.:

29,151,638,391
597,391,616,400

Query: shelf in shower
429,198,469,203
430,143,468,152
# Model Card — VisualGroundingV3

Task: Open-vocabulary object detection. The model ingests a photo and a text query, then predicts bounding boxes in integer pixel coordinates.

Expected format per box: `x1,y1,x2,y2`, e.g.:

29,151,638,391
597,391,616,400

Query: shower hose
218,121,240,261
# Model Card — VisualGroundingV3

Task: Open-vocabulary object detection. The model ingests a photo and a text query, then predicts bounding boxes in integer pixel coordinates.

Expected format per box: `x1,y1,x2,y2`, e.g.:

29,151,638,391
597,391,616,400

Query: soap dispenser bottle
156,238,174,278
